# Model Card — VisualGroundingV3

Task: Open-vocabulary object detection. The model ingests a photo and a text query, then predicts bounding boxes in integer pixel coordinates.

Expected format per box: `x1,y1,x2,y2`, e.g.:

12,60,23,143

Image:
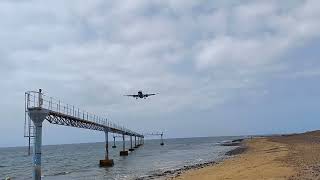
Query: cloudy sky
1,0,320,147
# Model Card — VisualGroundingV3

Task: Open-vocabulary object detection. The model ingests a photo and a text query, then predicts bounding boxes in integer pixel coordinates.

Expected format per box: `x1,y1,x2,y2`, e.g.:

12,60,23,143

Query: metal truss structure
45,111,142,136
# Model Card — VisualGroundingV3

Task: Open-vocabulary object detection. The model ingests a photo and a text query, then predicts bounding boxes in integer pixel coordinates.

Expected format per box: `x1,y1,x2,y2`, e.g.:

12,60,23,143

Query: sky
1,0,320,147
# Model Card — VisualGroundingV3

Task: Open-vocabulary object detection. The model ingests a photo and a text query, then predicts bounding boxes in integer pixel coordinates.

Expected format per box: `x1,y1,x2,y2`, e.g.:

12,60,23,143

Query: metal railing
25,90,140,135
144,132,163,136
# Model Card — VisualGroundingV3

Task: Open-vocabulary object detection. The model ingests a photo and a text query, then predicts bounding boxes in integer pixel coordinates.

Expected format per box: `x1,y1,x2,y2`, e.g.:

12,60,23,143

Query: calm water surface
0,137,240,180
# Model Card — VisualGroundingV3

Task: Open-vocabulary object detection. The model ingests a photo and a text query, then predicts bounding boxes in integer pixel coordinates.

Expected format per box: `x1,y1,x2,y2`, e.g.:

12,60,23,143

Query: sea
0,136,242,180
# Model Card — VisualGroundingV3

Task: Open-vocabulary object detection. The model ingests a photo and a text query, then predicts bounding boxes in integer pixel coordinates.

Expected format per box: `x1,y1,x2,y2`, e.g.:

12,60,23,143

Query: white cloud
1,0,319,110
195,0,320,71
1,0,320,146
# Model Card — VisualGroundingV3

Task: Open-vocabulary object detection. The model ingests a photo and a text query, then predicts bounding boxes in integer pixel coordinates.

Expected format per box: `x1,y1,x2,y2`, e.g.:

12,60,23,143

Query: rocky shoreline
220,138,245,146
136,138,246,180
135,161,218,180
225,146,247,156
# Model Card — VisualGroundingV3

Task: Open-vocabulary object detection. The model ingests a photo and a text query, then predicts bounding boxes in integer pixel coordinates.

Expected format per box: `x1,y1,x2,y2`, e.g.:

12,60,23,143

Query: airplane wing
124,95,139,97
144,93,157,97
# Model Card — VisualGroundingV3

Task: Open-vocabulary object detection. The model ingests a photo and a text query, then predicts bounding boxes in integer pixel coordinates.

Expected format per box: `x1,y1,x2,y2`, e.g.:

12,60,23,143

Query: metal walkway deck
25,90,143,137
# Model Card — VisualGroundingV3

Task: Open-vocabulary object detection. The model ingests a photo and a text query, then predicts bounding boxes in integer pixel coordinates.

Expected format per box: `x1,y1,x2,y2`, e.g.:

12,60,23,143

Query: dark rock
135,161,217,180
220,142,241,146
225,146,247,156
232,139,244,143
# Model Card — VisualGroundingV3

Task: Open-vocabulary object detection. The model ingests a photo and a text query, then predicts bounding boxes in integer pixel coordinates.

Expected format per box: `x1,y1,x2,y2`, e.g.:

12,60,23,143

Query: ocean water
0,137,240,180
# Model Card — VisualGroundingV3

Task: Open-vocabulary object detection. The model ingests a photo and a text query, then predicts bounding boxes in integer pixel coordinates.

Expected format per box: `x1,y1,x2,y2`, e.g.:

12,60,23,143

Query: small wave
44,171,71,177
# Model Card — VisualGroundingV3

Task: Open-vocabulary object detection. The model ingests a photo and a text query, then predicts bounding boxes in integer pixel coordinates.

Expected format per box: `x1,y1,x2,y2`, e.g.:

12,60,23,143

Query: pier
145,132,165,146
24,89,144,180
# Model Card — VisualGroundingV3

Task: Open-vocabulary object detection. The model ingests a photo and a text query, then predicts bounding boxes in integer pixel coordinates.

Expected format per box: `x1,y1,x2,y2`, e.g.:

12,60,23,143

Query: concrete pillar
112,136,116,148
28,109,49,180
33,121,43,180
120,134,128,156
134,136,137,148
160,134,164,146
129,136,134,151
100,131,114,167
122,134,125,150
105,131,109,159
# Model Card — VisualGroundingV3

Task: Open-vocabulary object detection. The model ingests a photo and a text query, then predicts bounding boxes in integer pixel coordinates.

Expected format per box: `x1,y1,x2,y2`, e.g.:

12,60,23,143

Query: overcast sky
1,0,320,147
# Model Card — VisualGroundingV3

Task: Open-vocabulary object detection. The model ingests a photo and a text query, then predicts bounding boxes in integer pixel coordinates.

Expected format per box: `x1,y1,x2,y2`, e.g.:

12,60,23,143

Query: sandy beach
173,131,320,180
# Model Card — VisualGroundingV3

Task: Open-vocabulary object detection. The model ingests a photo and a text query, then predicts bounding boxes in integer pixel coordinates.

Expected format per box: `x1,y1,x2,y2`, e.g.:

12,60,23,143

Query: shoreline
172,130,320,180
136,139,246,180
135,161,218,180
173,137,293,180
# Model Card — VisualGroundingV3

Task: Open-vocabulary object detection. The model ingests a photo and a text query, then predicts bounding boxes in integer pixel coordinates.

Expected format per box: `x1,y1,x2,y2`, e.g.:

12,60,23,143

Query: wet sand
172,131,320,180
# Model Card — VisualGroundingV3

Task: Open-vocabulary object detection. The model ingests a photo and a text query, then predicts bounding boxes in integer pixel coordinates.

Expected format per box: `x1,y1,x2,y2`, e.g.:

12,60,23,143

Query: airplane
124,91,157,99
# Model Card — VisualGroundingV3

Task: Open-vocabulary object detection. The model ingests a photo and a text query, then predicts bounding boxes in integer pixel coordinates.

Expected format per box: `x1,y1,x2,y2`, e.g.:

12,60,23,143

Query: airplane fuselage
138,91,143,98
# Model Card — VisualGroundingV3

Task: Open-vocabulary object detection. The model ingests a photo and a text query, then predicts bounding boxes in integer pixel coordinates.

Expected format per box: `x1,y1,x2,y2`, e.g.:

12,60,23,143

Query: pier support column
112,136,116,148
120,134,128,156
134,136,138,148
129,136,134,151
100,131,114,167
28,109,49,180
139,137,142,146
160,134,164,146
137,137,140,147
